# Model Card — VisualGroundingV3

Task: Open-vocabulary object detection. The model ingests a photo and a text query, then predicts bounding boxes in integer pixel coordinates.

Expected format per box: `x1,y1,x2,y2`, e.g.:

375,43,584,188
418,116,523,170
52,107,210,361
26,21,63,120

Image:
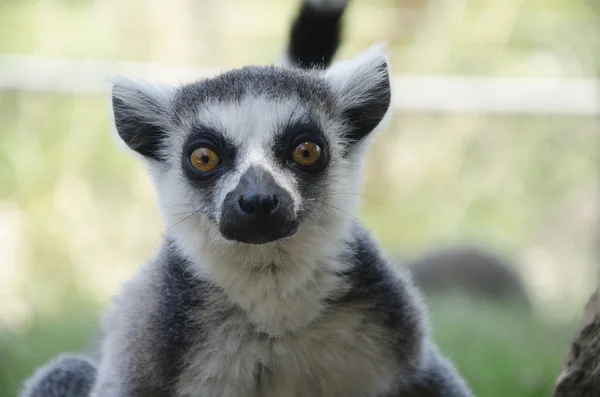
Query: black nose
238,194,279,216
220,166,299,244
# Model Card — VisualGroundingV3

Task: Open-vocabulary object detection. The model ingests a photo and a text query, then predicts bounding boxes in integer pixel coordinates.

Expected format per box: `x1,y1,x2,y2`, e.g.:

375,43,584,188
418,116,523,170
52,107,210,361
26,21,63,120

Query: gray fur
88,225,472,397
20,355,96,397
19,1,473,395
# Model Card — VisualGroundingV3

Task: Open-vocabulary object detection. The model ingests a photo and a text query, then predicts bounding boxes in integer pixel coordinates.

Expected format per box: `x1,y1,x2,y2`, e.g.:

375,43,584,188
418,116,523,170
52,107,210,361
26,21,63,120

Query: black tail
285,0,350,69
20,355,96,397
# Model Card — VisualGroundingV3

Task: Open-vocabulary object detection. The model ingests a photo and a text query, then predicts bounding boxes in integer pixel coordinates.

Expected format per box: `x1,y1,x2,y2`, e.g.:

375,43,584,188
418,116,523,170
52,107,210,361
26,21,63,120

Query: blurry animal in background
19,0,474,396
404,245,532,311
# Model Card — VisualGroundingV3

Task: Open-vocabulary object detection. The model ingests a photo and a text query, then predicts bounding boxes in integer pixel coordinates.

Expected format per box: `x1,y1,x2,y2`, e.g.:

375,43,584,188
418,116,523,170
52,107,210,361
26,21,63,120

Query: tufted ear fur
325,44,392,144
110,78,175,161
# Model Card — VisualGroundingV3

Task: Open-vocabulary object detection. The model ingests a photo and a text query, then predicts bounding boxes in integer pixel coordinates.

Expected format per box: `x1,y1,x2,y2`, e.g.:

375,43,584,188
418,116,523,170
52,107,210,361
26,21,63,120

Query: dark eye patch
272,119,329,173
179,123,238,223
181,123,238,185
272,119,330,216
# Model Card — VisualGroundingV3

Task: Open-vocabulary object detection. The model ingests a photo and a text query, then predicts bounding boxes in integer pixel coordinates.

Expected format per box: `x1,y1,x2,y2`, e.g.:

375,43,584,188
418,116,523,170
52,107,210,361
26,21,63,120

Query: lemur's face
111,46,391,247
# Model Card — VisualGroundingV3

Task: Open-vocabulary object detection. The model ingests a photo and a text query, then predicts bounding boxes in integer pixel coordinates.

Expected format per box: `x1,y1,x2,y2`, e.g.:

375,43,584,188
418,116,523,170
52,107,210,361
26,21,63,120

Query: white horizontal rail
1,54,599,115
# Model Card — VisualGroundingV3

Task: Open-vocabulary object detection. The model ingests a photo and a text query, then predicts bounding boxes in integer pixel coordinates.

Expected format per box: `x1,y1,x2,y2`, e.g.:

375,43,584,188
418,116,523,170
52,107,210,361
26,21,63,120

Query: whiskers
304,188,365,224
152,205,202,249
313,199,362,224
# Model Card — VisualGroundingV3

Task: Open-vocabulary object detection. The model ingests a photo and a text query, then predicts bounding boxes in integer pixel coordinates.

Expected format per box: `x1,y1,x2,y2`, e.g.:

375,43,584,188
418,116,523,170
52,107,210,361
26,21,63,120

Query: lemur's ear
111,78,175,161
325,44,392,144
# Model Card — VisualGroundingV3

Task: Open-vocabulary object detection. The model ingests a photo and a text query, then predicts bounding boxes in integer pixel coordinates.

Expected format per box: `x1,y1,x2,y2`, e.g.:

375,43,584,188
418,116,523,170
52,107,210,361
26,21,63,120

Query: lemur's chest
175,304,399,397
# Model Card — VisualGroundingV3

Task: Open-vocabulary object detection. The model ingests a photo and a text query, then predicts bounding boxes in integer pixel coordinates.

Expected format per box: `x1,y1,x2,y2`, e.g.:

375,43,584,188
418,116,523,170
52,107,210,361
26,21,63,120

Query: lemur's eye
292,142,322,167
190,147,220,172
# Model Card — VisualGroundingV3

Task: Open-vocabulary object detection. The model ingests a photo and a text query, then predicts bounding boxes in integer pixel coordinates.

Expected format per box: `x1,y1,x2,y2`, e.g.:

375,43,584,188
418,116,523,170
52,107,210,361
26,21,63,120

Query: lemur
20,0,474,396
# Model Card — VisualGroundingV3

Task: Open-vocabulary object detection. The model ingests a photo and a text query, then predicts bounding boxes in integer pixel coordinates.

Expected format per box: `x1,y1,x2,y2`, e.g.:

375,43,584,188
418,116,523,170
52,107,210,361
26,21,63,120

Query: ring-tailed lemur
20,0,474,396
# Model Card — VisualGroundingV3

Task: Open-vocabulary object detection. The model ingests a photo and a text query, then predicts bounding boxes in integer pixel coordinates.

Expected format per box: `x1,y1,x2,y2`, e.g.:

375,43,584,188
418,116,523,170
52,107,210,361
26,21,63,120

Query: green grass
429,297,574,396
0,300,99,396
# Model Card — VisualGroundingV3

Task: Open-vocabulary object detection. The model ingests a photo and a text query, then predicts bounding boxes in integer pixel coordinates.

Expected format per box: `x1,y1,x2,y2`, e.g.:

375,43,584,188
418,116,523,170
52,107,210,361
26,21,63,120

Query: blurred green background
0,0,599,396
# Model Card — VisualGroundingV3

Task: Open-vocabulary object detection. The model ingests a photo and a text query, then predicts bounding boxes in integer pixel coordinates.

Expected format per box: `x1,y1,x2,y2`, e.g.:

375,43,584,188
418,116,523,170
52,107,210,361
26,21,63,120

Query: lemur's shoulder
331,223,428,354
98,242,228,392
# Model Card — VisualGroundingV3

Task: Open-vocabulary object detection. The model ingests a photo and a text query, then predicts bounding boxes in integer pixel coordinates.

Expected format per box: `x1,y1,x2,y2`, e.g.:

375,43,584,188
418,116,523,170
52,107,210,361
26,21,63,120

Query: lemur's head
111,46,391,257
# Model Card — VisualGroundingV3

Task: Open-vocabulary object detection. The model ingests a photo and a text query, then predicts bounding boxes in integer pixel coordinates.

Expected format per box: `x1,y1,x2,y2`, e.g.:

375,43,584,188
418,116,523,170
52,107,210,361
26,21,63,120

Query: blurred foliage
0,301,99,396
0,0,598,76
0,0,598,396
428,297,575,397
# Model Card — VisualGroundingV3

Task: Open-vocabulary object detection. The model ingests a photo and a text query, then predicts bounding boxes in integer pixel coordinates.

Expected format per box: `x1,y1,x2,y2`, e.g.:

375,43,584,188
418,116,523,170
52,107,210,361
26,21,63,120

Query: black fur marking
184,123,238,175
173,66,335,122
341,61,392,145
182,123,238,183
288,2,347,69
112,93,167,161
155,242,209,387
253,361,272,389
329,225,423,362
272,119,329,173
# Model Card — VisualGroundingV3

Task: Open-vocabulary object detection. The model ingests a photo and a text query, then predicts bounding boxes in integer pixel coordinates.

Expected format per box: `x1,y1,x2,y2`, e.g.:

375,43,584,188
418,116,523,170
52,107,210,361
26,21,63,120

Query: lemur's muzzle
219,166,299,244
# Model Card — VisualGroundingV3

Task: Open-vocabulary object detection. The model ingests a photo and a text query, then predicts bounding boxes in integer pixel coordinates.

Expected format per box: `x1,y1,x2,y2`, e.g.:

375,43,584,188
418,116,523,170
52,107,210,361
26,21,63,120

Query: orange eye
190,147,220,172
292,141,322,167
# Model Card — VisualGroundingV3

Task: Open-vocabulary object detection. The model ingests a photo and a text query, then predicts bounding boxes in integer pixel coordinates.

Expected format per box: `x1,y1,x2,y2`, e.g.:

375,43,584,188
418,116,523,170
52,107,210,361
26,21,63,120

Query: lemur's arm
89,266,173,397
19,355,97,397
90,380,169,397
90,359,169,397
400,343,473,397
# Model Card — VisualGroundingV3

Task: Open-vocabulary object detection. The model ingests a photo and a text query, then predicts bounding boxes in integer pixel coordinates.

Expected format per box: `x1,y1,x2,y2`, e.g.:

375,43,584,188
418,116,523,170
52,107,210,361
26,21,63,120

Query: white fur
88,46,470,397
325,43,390,107
152,94,362,335
193,97,309,216
111,46,389,341
91,247,413,397
109,77,175,161
325,43,394,142
110,77,175,131
176,298,402,397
